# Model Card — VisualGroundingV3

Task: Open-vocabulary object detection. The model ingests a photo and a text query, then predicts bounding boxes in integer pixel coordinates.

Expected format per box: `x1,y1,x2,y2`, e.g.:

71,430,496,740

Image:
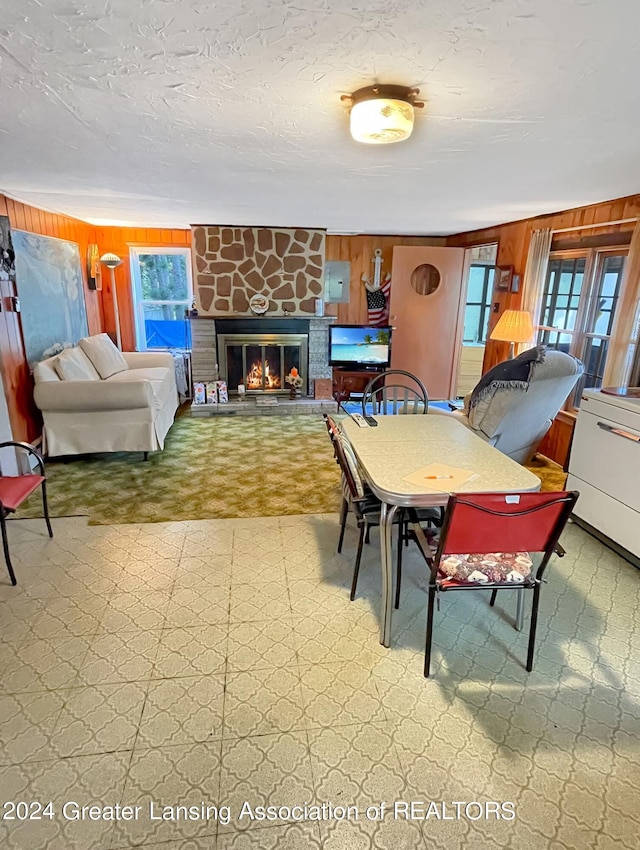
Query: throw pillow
468,344,546,412
78,333,129,379
53,347,101,382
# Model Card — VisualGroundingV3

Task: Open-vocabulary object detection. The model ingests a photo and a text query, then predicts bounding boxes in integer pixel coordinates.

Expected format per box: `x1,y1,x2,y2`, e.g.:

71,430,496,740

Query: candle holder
237,384,246,402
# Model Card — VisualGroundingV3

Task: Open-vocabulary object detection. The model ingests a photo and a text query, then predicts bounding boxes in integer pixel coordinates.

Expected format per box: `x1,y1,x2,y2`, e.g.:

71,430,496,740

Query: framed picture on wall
496,265,513,291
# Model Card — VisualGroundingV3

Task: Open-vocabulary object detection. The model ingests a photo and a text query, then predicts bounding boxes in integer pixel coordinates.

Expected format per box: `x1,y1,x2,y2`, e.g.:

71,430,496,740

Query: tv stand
332,367,383,402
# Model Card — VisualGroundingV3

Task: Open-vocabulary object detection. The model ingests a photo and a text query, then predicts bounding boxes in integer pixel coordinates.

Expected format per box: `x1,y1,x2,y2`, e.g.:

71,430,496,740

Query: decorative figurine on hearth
286,367,303,399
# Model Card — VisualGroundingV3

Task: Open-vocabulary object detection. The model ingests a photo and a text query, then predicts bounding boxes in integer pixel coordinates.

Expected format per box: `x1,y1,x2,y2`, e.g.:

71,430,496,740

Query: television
329,324,393,370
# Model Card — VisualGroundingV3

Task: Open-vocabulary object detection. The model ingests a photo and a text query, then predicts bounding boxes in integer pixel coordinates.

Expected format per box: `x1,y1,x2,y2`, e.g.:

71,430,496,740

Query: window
130,248,192,350
538,249,627,405
463,264,495,343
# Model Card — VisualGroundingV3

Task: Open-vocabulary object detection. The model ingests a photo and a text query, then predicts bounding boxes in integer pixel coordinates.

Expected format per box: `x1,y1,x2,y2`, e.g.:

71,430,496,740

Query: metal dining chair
324,414,439,602
0,441,53,585
362,369,429,416
407,490,579,677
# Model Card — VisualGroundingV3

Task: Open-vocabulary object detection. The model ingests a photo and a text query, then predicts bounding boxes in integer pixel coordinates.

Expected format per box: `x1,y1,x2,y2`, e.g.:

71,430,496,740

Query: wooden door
389,246,465,400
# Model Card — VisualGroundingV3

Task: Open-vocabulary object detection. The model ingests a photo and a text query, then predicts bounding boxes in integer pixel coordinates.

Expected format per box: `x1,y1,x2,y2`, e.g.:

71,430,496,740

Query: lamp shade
350,98,415,144
490,310,534,344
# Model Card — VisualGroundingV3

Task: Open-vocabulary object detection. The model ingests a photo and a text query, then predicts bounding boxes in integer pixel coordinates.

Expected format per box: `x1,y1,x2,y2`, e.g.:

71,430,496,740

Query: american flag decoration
363,248,391,326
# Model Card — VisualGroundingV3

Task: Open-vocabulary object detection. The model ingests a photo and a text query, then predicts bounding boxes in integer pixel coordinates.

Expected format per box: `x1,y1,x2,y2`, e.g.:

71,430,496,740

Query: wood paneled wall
447,193,640,466
326,234,446,323
0,194,100,442
446,193,640,371
95,227,191,352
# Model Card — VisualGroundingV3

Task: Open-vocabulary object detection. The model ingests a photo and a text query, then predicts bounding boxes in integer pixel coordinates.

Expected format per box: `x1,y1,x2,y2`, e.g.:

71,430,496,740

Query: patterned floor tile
229,580,290,622
308,723,406,810
291,607,385,667
2,632,92,693
226,619,297,671
155,625,228,678
218,732,314,833
165,586,230,628
223,667,305,738
217,822,322,848
0,690,66,765
1,514,639,850
320,817,426,850
0,751,130,850
79,629,161,685
299,662,386,729
111,743,222,846
50,682,148,757
98,591,170,633
137,676,225,748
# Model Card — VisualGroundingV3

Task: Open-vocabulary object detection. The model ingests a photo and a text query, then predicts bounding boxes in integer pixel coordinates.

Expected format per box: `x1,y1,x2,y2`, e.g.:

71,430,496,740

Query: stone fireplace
190,316,332,397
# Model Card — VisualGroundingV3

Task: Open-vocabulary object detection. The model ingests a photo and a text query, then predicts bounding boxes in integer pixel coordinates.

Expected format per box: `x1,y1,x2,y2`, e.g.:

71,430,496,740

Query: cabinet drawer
566,475,640,559
569,410,640,513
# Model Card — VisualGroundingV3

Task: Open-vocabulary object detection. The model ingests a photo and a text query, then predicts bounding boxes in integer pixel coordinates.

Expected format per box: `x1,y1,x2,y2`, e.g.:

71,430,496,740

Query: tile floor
0,513,638,849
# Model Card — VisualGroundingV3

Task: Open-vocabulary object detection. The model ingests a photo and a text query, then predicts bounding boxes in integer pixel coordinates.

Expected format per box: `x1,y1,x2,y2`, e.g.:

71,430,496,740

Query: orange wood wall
447,192,640,466
326,234,446,323
446,193,640,371
0,194,101,442
96,227,192,352
0,193,191,441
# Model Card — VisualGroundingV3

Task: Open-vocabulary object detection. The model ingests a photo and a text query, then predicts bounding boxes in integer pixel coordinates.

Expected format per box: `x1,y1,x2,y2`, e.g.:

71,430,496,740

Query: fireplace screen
219,333,308,394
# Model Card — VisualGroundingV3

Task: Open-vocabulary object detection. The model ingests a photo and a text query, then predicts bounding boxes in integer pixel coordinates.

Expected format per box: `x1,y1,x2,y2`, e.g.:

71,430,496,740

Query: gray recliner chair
444,350,584,463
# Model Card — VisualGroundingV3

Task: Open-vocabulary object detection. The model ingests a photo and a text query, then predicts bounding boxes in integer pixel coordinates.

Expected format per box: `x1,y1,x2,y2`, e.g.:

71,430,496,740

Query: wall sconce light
341,84,424,144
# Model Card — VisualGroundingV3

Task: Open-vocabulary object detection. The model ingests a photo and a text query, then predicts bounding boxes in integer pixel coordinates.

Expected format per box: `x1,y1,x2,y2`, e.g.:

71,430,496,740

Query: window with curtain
537,248,627,406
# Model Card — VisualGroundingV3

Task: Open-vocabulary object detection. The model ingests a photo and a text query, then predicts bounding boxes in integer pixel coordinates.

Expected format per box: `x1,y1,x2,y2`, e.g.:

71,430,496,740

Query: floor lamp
100,253,123,350
490,309,534,359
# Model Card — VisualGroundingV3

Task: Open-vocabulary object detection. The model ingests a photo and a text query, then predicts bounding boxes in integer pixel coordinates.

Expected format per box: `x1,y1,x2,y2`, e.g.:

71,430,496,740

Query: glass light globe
350,98,415,144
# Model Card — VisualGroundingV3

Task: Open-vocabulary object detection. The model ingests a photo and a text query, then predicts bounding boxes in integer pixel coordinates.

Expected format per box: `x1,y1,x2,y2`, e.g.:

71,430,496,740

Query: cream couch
33,334,179,457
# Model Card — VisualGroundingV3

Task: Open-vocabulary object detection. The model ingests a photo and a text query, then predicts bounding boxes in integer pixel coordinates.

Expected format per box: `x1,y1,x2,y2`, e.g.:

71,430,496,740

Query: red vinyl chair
0,441,53,585
407,490,579,678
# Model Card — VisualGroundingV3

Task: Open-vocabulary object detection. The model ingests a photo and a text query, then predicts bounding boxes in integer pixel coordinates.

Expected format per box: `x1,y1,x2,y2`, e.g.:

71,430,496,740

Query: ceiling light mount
342,84,424,145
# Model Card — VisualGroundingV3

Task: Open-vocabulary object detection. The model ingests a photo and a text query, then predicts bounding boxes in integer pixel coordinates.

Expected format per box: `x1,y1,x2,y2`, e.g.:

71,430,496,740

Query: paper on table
403,462,478,492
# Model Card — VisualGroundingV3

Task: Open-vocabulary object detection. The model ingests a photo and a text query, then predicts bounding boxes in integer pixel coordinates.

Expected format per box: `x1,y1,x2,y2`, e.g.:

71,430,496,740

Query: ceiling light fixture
341,85,424,145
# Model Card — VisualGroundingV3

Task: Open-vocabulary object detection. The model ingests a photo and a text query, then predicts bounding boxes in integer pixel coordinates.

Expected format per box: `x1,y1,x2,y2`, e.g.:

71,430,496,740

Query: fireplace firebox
218,333,308,394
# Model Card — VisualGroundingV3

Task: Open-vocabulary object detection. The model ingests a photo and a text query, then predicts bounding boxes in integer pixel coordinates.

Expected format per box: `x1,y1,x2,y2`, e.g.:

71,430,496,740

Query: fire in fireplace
218,333,308,394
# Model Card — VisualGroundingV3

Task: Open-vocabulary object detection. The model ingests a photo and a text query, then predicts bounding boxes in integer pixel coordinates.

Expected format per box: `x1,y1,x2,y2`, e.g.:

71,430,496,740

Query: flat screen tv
329,324,393,370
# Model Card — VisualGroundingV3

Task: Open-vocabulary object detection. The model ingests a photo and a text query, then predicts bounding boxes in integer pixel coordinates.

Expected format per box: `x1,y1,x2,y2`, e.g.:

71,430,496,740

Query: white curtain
602,220,640,387
520,228,552,351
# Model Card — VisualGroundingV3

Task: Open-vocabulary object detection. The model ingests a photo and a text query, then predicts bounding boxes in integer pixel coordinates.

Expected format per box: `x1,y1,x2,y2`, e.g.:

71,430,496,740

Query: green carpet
21,410,566,525
23,411,342,525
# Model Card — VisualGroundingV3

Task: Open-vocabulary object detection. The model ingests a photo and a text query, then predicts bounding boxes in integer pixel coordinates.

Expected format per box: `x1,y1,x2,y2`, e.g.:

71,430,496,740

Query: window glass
131,249,192,350
538,250,626,408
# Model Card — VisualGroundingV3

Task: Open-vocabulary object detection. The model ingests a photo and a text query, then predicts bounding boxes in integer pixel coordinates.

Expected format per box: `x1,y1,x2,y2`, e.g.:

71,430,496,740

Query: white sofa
33,334,179,457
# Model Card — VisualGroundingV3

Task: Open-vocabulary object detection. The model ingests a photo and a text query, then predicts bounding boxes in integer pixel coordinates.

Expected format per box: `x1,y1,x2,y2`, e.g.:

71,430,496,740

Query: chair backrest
323,414,365,499
467,350,583,462
363,370,429,415
434,490,579,577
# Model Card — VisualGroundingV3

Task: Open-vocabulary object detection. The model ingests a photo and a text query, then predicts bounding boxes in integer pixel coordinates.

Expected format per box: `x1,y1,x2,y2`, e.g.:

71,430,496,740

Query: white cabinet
567,390,640,567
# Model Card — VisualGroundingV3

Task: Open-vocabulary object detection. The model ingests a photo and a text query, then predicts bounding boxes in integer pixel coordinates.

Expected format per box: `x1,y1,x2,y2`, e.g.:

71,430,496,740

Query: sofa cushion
79,334,129,379
54,347,101,382
33,357,62,383
107,367,174,412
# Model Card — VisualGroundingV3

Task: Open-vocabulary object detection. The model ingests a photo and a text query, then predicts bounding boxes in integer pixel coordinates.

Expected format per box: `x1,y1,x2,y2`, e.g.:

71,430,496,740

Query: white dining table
341,414,541,646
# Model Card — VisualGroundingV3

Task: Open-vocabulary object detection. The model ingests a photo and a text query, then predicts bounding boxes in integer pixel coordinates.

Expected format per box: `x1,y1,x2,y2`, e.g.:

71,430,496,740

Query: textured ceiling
1,0,639,234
